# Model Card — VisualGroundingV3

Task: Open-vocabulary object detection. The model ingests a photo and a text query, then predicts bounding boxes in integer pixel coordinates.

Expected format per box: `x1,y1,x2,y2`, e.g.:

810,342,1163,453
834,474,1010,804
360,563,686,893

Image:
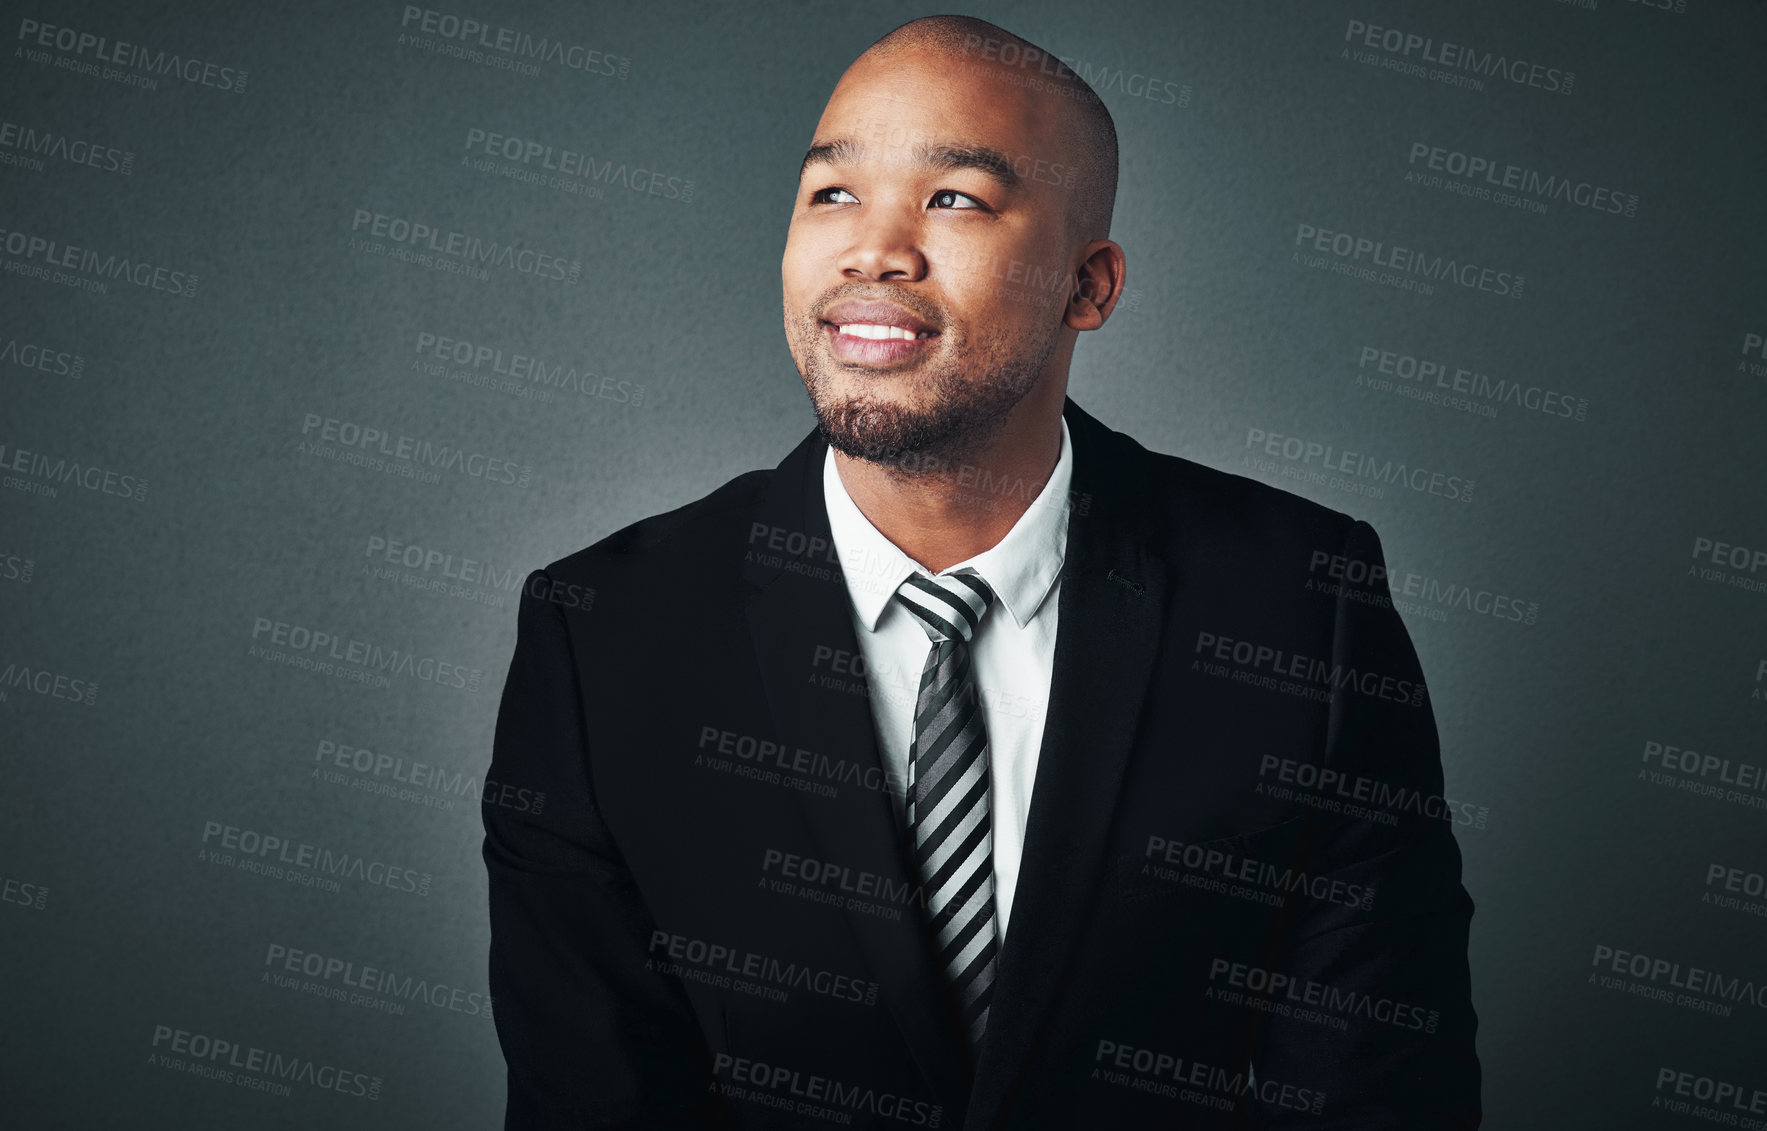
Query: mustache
809,285,944,326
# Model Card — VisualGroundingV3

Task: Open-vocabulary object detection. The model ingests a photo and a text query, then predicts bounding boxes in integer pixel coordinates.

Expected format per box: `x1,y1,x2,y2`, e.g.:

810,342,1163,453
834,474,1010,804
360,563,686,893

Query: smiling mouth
820,321,940,366
827,322,937,341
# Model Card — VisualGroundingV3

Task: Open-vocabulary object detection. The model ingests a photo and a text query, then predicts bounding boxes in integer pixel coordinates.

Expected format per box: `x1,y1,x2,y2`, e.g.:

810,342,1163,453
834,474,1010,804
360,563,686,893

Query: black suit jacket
483,398,1481,1129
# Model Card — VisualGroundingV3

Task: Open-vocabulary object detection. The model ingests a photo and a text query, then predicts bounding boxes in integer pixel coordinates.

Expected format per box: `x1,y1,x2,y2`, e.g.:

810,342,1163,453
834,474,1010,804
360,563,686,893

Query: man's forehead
821,68,1035,125
811,86,1057,167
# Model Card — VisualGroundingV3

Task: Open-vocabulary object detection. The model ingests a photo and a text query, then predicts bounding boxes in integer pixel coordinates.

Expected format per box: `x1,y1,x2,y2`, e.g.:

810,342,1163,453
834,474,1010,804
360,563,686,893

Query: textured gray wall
3,0,1765,1127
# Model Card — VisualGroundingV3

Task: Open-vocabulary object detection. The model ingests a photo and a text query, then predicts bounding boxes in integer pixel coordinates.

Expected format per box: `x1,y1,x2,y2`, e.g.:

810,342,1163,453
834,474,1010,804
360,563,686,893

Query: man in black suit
483,14,1480,1129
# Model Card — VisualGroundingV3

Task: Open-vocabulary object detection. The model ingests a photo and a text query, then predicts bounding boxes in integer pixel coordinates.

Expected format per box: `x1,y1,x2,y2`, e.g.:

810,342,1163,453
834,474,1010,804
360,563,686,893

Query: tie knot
894,571,995,643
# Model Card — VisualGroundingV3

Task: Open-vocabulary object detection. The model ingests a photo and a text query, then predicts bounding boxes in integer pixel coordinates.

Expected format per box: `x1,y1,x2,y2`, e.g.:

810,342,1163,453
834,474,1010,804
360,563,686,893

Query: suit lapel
741,429,973,1106
965,400,1170,1130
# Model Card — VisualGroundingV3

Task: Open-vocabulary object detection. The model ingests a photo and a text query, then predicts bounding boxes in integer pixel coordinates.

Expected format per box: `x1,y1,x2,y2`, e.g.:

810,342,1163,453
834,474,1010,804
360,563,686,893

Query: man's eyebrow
798,137,1023,190
921,143,1021,189
800,137,860,179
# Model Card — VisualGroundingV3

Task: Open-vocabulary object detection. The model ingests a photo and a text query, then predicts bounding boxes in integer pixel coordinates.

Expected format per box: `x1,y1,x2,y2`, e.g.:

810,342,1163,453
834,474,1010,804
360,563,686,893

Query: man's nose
838,212,927,282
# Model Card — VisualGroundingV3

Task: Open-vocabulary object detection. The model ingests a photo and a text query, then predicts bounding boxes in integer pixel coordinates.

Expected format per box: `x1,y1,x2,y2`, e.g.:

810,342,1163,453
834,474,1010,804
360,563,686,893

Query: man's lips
819,300,940,366
820,300,940,339
821,322,938,365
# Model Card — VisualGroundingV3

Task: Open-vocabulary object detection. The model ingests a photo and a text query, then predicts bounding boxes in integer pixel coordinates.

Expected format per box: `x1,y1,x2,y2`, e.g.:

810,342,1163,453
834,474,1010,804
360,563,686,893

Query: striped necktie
893,570,1000,1050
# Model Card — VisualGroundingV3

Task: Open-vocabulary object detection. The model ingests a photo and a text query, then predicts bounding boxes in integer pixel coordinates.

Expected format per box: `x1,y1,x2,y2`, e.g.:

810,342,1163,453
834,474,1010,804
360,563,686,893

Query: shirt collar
822,416,1073,632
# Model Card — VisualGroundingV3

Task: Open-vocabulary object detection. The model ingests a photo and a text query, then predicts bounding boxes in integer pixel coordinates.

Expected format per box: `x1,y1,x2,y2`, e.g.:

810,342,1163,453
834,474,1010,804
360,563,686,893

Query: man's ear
1066,240,1127,331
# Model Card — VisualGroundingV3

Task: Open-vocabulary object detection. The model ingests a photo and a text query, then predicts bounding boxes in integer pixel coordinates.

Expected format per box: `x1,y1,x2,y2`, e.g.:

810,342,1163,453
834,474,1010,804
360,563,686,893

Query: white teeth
836,323,930,341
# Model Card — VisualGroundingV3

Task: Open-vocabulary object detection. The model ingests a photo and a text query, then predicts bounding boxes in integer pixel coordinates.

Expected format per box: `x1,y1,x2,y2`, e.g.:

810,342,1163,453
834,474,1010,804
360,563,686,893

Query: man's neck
831,405,1064,574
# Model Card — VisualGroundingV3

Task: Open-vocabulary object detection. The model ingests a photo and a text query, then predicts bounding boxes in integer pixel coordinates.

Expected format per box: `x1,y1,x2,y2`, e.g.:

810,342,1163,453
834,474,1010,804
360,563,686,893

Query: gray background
3,0,1765,1127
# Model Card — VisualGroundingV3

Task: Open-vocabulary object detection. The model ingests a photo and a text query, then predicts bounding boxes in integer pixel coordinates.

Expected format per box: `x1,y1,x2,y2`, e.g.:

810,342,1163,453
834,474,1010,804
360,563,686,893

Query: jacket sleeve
1248,520,1482,1129
483,568,729,1130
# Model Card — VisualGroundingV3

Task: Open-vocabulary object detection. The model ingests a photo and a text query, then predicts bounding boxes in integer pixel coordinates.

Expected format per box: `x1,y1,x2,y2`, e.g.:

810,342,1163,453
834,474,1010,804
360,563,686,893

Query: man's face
781,49,1081,470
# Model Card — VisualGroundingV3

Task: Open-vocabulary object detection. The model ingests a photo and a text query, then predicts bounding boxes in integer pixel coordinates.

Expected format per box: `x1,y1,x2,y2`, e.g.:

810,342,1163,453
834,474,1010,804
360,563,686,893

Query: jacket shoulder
539,467,771,585
1115,429,1367,562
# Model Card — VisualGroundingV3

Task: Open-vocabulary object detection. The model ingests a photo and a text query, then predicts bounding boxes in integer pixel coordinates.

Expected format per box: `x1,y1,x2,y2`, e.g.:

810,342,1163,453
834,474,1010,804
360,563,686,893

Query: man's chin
820,434,919,469
819,423,925,467
814,401,1002,477
801,348,1036,475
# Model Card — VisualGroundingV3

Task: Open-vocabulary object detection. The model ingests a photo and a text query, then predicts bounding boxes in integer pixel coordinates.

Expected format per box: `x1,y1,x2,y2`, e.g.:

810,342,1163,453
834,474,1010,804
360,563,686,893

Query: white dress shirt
821,419,1072,938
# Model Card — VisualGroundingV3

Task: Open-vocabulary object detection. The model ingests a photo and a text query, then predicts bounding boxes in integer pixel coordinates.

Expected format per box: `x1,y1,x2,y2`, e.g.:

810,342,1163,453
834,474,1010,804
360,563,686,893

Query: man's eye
810,187,858,204
930,191,985,210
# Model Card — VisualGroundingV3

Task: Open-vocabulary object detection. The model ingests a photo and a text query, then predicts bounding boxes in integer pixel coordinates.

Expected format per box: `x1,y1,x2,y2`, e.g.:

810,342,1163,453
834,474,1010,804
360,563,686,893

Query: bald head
852,15,1119,243
781,15,1129,480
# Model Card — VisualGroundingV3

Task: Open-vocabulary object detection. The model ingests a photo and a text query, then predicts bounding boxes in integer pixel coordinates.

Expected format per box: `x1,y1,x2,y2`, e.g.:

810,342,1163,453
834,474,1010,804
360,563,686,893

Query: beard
794,312,1058,478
